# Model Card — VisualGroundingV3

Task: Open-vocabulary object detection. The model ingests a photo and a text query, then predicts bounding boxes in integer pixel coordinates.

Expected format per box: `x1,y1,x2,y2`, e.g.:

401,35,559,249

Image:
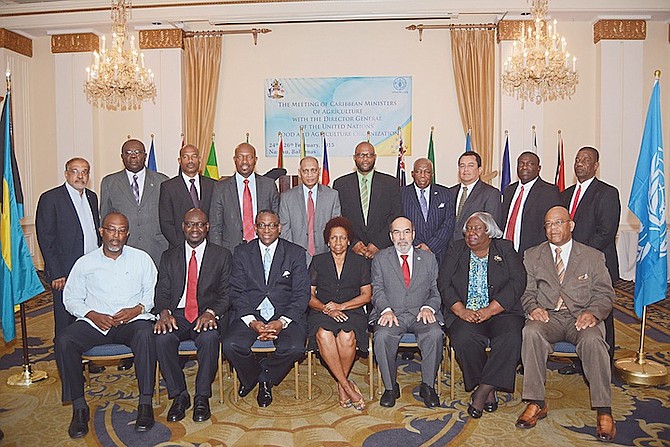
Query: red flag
321,133,330,186
555,131,565,192
277,132,284,169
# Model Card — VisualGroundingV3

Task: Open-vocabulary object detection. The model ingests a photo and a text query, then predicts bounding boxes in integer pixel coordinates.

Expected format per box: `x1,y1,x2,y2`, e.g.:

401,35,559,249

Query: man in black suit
500,152,561,255
154,208,231,423
333,141,402,259
159,144,216,248
36,157,100,338
223,210,310,408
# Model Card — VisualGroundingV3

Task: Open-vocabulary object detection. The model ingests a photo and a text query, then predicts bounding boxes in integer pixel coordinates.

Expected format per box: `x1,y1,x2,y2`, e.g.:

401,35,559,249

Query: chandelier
84,0,156,111
501,0,578,104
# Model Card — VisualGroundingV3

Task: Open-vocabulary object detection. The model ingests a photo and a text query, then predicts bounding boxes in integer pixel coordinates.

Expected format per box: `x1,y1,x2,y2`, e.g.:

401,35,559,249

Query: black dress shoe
118,359,134,371
192,395,211,422
401,352,415,361
88,363,105,374
167,394,190,422
467,400,483,419
135,404,155,432
558,362,583,375
68,407,90,439
257,381,273,407
380,382,401,407
419,383,440,408
484,392,499,413
238,380,258,398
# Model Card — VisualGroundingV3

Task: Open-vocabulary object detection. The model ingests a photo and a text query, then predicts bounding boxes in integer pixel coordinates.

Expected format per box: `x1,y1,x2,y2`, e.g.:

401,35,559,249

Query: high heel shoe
339,399,352,408
483,392,499,413
349,380,365,411
467,399,483,418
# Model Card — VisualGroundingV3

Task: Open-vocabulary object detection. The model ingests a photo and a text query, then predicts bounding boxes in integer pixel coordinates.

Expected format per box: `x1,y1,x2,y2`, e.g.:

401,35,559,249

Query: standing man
500,152,561,255
370,217,444,408
100,138,169,266
159,144,216,248
209,142,280,252
279,156,341,265
450,152,501,242
401,158,454,265
333,141,402,259
223,210,310,408
36,157,100,338
154,208,231,423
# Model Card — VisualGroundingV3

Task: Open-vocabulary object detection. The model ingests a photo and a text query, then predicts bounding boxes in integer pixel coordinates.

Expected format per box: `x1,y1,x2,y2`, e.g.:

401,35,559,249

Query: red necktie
505,185,524,242
185,249,198,323
401,254,410,288
242,179,254,242
307,190,316,256
570,185,581,219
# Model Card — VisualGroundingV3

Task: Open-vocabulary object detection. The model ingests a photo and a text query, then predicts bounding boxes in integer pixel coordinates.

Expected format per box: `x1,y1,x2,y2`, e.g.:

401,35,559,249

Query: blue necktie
419,188,429,221
263,247,272,283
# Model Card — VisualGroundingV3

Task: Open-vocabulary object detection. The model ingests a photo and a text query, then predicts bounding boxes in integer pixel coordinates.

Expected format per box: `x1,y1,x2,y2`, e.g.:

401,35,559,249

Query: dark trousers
604,311,615,364
54,320,156,403
155,310,221,399
448,313,524,393
223,318,306,388
53,289,75,339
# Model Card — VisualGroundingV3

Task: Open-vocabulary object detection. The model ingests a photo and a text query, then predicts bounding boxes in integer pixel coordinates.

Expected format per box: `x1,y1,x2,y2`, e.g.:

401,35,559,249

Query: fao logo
393,77,408,91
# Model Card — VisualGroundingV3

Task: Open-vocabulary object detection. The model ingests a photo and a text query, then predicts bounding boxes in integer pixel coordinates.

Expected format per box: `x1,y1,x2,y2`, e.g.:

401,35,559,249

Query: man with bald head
209,142,280,252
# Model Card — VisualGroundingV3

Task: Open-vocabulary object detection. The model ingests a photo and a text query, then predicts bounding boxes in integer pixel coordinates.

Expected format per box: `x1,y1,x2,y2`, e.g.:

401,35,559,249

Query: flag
321,133,330,186
396,128,406,187
277,132,284,169
147,137,157,172
555,132,565,192
501,133,511,194
1,89,45,342
532,127,538,153
203,138,219,179
246,132,249,143
628,75,666,318
427,127,436,184
465,129,472,152
299,126,306,158
180,133,185,148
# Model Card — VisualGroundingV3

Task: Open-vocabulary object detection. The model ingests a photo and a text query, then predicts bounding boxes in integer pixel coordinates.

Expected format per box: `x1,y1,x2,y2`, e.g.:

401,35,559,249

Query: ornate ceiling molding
51,33,99,53
593,19,646,44
497,20,532,43
139,29,183,49
0,28,32,57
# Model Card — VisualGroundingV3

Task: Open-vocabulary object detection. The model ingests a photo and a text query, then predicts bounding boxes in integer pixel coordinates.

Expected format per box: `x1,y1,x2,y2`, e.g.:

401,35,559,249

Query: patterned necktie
505,185,525,242
554,246,566,310
263,246,272,283
570,185,582,219
242,179,254,241
456,186,468,221
360,177,369,225
419,188,429,221
307,190,316,256
189,178,200,208
401,254,410,288
185,249,198,323
132,174,140,205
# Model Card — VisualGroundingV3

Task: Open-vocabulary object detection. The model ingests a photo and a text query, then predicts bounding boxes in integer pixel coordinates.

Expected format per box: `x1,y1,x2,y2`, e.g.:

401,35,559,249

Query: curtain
183,35,222,171
450,29,495,179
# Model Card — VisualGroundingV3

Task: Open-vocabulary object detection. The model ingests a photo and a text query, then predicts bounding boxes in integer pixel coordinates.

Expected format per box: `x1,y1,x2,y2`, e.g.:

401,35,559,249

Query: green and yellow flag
427,126,435,184
204,138,219,179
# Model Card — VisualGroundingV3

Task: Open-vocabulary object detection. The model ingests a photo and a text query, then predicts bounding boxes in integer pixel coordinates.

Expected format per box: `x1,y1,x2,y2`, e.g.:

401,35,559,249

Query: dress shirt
505,176,539,251
303,184,318,209
549,238,573,271
181,172,201,198
125,167,146,201
177,240,207,308
380,247,435,315
63,246,157,334
457,179,479,205
414,184,431,209
65,182,98,255
356,170,373,208
235,172,258,218
568,176,595,214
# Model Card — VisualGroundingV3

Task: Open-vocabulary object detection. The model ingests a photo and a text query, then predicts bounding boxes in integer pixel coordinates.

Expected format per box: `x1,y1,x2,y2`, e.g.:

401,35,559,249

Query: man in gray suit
100,139,169,266
516,206,616,443
209,143,280,252
371,217,444,408
279,156,341,265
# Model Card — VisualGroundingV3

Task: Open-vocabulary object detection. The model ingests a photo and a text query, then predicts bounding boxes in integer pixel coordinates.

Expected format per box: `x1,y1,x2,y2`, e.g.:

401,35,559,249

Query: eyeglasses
184,222,207,229
256,222,280,229
67,168,90,176
544,220,569,228
101,227,128,235
123,150,145,156
465,225,486,232
354,153,376,159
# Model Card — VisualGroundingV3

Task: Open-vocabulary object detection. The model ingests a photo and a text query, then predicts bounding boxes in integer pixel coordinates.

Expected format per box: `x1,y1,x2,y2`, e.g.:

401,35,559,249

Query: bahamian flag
427,127,436,184
1,90,44,342
628,76,666,318
147,137,157,172
204,138,219,179
321,133,330,186
501,132,511,194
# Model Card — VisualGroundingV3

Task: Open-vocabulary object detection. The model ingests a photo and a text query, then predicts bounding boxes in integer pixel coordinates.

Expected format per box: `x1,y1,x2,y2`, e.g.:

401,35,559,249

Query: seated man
223,210,310,407
371,217,444,408
516,206,616,442
154,208,232,422
55,212,157,438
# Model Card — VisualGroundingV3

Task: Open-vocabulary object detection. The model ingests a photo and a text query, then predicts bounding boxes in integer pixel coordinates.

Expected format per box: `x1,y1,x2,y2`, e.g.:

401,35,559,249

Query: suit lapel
141,171,159,208
409,249,423,288
267,239,284,287
573,178,597,220
366,172,381,226
177,247,188,297
563,242,582,283
117,172,138,207
250,240,267,287
227,179,244,225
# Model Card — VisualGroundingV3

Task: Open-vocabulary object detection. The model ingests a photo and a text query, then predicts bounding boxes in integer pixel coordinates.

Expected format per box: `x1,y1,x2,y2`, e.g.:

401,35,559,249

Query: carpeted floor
0,284,668,447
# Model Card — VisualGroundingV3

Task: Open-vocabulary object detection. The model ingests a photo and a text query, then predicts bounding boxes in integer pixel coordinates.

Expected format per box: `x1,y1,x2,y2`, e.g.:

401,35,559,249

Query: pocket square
578,273,589,280
282,270,291,278
438,202,445,208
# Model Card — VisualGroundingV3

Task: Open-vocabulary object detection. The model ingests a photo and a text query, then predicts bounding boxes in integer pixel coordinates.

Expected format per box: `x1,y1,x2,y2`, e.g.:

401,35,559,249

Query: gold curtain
183,35,222,171
450,29,495,178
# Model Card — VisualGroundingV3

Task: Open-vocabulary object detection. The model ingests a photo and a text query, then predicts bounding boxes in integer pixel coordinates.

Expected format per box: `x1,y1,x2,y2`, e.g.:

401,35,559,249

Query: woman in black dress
308,216,371,411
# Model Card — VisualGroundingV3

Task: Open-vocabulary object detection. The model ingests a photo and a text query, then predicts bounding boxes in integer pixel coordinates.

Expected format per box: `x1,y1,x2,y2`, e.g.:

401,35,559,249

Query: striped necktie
554,247,567,310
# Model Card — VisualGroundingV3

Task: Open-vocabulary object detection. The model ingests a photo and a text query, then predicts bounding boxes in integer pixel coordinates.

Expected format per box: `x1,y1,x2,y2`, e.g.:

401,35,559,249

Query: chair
231,340,300,402
81,344,134,388
446,338,491,401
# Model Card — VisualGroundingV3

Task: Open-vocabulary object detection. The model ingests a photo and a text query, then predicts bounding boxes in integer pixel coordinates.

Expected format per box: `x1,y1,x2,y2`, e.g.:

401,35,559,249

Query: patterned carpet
0,285,668,446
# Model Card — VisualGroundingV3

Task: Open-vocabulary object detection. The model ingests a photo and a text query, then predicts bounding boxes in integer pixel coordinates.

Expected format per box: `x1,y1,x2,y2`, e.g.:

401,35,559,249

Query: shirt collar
519,176,539,189
181,171,199,184
65,182,85,197
576,176,595,189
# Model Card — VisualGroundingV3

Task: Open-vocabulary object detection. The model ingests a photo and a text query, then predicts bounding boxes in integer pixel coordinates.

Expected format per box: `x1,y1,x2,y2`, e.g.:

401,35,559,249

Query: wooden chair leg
233,369,239,403
155,365,161,405
450,346,456,401
294,360,299,400
218,351,224,404
307,351,313,400
437,363,442,396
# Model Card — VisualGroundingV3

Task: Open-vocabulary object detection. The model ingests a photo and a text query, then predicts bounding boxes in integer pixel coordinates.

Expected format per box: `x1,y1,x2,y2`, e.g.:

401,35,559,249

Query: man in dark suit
450,152,501,242
223,210,310,407
36,157,100,338
154,208,231,423
333,141,402,259
210,142,280,252
159,144,216,248
401,158,454,265
500,152,561,255
100,138,169,266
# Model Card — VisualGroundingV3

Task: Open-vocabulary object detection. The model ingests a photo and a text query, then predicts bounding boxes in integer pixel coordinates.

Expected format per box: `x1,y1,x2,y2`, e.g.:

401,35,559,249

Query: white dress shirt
65,182,98,255
235,172,258,217
505,176,539,251
125,167,146,201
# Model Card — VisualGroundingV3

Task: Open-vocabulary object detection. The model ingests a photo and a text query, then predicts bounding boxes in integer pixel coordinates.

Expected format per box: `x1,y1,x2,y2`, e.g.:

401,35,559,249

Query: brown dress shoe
515,403,548,429
596,413,616,442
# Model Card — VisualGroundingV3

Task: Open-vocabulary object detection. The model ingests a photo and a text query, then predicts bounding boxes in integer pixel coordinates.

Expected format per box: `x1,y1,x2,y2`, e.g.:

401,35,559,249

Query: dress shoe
467,399,483,418
515,402,548,429
380,382,401,408
596,413,616,442
117,359,134,371
87,363,105,374
238,380,258,398
419,383,440,408
166,394,190,422
135,404,155,432
401,352,415,361
484,392,499,413
257,381,273,407
558,362,583,375
68,407,90,439
192,395,211,422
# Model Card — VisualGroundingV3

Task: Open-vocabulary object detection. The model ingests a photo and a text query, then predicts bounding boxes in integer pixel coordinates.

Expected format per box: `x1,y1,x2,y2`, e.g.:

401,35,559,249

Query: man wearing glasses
55,212,158,438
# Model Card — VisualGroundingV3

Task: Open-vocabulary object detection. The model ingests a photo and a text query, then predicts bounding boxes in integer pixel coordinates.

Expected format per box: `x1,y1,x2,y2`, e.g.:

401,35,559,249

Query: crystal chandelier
501,0,578,104
84,0,156,111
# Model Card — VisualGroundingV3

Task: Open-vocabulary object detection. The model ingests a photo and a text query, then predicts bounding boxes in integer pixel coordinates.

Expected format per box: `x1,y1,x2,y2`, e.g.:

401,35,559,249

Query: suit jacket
438,238,526,328
159,174,216,248
561,178,620,282
521,241,614,322
209,173,280,252
500,178,561,254
100,169,169,265
35,184,101,281
369,246,443,324
401,183,455,264
450,180,501,241
279,183,341,264
228,238,310,326
153,241,232,318
332,171,402,249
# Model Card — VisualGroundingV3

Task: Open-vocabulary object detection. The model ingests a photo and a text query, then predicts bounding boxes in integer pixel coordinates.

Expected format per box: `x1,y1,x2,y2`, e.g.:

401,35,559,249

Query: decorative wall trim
593,20,646,44
139,29,184,49
497,20,531,43
51,33,99,54
0,29,32,57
